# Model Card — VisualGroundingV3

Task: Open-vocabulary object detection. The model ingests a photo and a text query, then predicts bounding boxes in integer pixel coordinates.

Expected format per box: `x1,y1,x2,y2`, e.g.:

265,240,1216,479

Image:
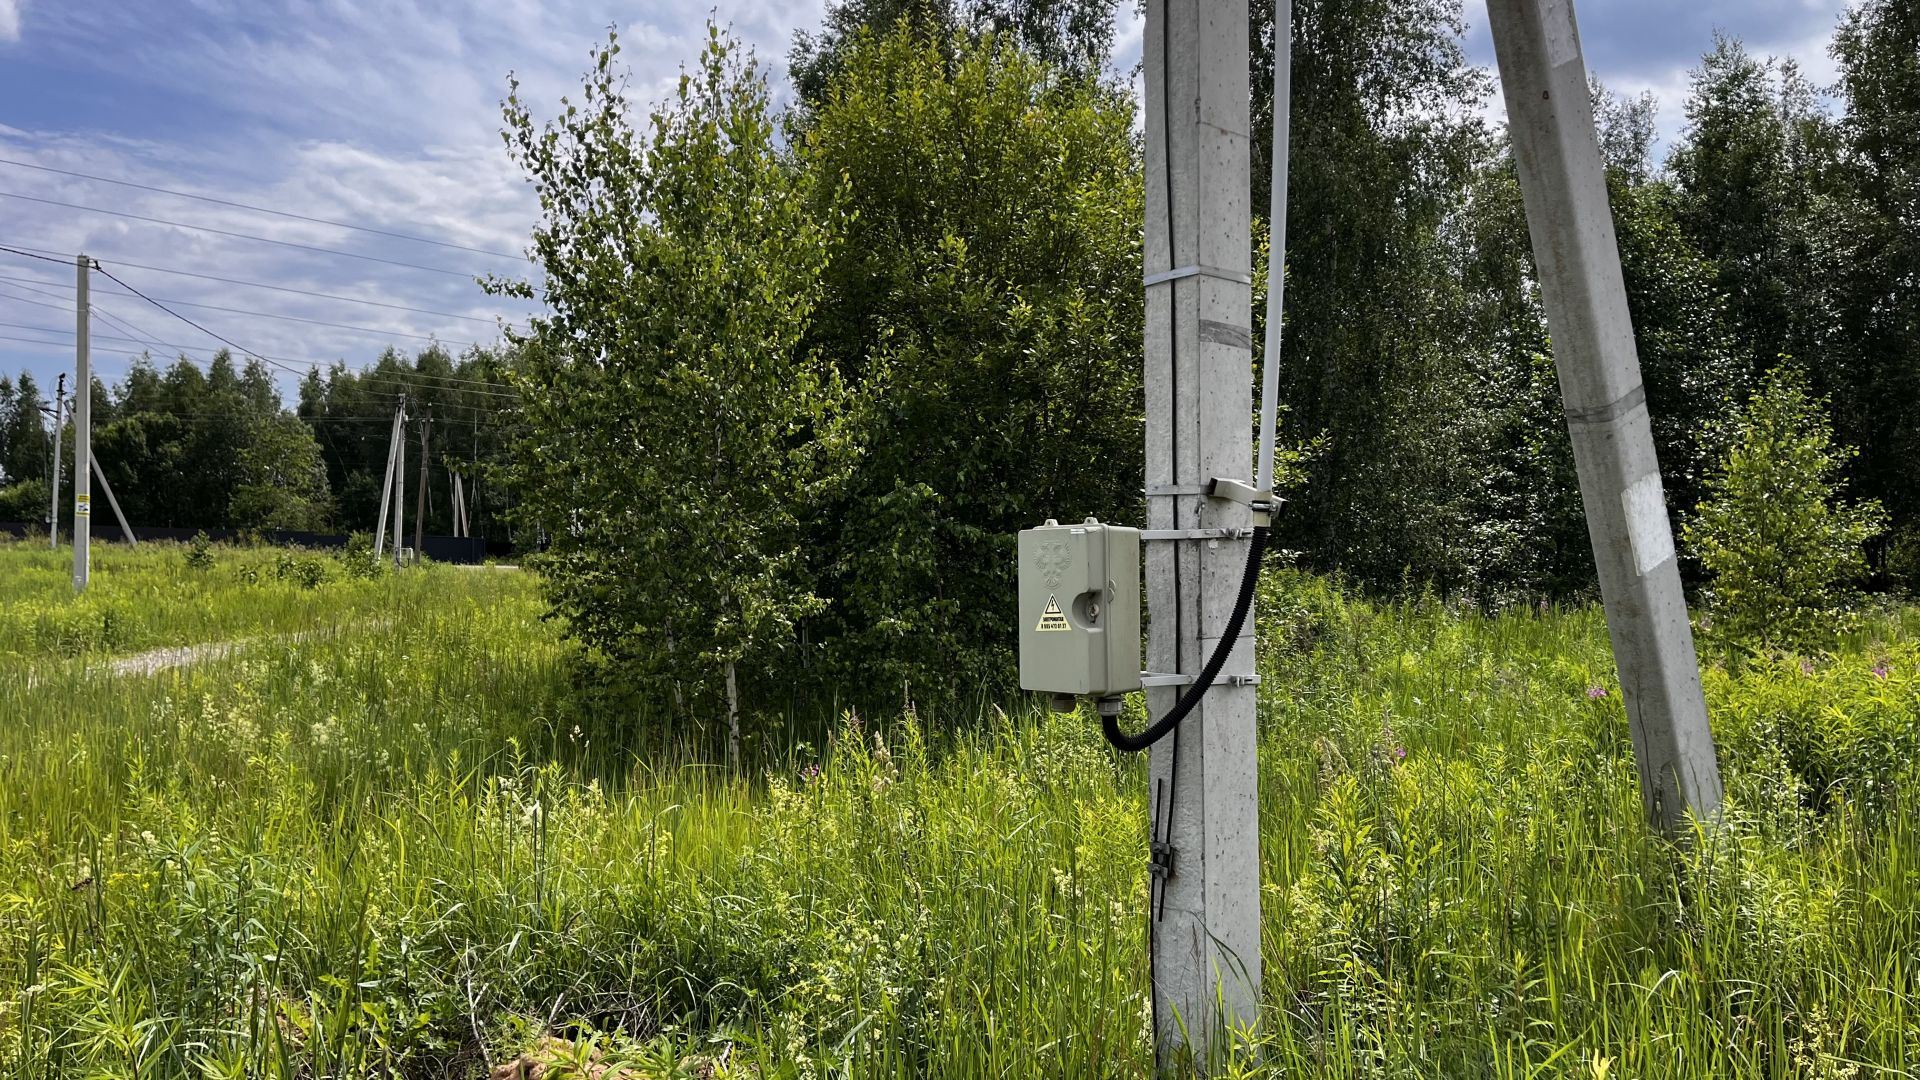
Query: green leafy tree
797,26,1144,703
1670,38,1840,383
494,28,848,760
1685,368,1887,651
790,0,1116,105
229,416,332,531
1827,0,1920,529
1247,0,1498,591
1,372,48,489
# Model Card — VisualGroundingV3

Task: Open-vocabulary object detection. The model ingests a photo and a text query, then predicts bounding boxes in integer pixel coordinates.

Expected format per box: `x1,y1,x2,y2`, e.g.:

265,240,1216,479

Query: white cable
1256,0,1293,496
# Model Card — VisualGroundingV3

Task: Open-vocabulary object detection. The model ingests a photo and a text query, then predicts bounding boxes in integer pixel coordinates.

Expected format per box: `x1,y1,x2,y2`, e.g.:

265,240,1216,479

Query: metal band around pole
1143,264,1254,288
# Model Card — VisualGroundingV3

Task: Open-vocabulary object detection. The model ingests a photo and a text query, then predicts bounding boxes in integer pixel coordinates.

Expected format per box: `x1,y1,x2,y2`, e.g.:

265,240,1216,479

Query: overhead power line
0,157,529,261
0,243,74,266
0,272,483,348
80,267,516,393
1,310,517,403
0,284,69,313
0,242,528,328
0,331,145,360
0,190,491,278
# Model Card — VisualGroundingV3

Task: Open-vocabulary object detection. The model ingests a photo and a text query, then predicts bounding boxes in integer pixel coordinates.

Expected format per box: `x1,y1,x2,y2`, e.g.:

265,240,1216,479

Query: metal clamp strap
1146,484,1210,497
1140,528,1257,542
1140,672,1260,688
1143,264,1253,287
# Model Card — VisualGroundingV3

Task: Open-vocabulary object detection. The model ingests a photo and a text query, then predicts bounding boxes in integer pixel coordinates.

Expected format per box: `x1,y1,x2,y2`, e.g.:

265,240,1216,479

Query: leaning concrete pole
1142,0,1261,1062
1486,0,1723,834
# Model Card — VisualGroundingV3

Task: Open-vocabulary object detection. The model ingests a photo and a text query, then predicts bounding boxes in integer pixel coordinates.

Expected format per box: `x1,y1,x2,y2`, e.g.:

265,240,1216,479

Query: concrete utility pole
1142,0,1261,1061
1487,0,1723,833
90,456,137,546
413,410,430,555
72,253,90,592
47,373,64,548
373,399,404,559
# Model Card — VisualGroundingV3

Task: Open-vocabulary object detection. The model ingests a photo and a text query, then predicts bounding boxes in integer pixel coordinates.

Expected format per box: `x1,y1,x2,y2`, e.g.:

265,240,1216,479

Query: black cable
0,243,71,265
87,269,519,401
0,251,526,328
1102,525,1269,753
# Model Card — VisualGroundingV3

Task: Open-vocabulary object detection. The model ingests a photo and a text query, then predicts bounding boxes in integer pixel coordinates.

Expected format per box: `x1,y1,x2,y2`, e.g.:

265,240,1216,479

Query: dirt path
106,640,251,677
103,621,375,678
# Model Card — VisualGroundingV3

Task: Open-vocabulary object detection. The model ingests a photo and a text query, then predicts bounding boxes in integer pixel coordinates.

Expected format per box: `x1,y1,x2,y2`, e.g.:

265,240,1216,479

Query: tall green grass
0,545,1914,1077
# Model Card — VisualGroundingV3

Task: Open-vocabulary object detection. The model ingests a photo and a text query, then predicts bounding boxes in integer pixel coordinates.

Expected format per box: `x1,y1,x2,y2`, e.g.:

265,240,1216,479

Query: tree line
498,0,1918,744
0,345,518,541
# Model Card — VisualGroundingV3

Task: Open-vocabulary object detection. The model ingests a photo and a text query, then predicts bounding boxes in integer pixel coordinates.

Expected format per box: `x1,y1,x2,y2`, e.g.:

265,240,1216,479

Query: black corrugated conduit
1100,523,1269,752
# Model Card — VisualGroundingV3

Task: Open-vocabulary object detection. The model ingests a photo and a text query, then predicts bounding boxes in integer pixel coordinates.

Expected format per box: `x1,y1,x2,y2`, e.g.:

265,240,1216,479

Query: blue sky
0,0,1856,404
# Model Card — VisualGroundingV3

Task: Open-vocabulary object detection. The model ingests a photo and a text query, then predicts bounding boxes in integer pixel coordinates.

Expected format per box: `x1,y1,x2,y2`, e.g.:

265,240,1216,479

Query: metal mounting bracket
1207,477,1281,525
1140,528,1257,542
1140,672,1260,688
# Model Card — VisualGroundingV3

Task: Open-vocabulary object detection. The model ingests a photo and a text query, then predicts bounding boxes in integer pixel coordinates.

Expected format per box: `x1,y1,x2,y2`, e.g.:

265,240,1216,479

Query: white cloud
0,0,21,43
0,0,829,396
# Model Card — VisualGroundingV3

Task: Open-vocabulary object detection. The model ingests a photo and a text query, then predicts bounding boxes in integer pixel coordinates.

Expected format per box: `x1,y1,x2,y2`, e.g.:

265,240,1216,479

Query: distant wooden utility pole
1486,0,1723,833
413,410,431,556
47,372,64,548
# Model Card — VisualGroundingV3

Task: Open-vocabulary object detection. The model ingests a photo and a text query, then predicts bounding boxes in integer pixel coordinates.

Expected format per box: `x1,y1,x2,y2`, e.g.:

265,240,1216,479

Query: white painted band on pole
1620,472,1676,577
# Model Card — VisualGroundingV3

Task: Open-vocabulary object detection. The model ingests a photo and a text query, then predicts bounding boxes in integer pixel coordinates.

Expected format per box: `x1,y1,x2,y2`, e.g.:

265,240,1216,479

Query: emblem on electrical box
1034,540,1071,588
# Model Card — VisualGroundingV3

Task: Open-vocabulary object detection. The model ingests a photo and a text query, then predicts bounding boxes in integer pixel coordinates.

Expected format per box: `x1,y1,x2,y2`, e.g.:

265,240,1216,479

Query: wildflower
1800,659,1815,676
1391,745,1407,762
800,763,822,783
1872,662,1891,679
1586,685,1609,700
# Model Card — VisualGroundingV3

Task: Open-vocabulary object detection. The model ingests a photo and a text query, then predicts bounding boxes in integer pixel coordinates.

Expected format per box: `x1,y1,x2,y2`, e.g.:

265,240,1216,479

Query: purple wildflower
1872,662,1891,680
1800,659,1815,676
1391,746,1407,762
1586,685,1609,700
800,763,822,783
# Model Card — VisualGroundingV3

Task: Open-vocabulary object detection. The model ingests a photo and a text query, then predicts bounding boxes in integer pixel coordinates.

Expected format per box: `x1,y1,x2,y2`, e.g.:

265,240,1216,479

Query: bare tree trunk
725,660,742,772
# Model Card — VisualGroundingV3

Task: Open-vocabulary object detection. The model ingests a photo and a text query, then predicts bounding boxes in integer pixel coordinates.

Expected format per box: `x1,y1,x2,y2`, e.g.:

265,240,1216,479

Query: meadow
0,541,1916,1078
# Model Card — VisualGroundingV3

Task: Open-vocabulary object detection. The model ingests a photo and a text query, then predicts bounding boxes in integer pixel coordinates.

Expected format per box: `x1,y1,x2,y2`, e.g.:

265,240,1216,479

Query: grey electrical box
1019,517,1142,699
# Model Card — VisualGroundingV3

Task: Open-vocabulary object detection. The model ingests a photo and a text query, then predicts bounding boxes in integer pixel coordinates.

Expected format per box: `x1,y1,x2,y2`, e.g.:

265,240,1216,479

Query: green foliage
184,531,215,571
2,547,1918,1075
797,27,1145,703
1686,368,1887,651
265,551,333,590
0,371,48,488
1252,0,1507,592
1888,525,1920,598
334,531,387,579
1709,649,1920,817
789,0,1118,105
228,416,333,532
496,29,848,738
0,477,46,525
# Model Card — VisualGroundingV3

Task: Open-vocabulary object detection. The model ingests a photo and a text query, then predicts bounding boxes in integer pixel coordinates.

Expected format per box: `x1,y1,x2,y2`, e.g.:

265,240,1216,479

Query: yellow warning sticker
1035,594,1071,632
74,494,90,518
